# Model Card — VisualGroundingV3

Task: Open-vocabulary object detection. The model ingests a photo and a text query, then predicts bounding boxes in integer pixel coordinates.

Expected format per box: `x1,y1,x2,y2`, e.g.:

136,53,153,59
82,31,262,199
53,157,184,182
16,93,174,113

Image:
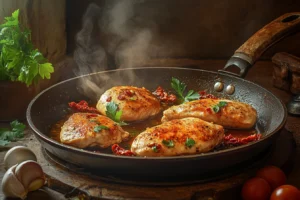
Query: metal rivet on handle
225,84,235,95
214,82,224,92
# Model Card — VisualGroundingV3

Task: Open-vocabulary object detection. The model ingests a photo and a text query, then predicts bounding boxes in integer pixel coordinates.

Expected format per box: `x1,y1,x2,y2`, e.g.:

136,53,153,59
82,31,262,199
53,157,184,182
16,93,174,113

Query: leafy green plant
171,77,200,103
0,120,26,146
0,9,54,86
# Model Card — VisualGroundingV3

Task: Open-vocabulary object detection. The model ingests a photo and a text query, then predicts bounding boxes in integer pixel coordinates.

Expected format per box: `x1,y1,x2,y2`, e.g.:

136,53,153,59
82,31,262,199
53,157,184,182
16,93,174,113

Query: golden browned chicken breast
161,99,257,129
96,86,161,122
131,117,224,157
60,113,129,148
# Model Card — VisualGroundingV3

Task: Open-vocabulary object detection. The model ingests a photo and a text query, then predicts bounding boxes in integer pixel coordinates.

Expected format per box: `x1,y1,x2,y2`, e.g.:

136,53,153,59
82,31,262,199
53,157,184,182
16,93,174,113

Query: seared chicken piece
131,117,224,157
162,99,257,129
60,113,129,148
96,86,161,122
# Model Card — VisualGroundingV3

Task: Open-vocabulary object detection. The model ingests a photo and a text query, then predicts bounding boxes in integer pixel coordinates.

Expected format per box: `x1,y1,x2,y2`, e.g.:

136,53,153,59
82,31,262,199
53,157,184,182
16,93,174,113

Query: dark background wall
66,0,300,60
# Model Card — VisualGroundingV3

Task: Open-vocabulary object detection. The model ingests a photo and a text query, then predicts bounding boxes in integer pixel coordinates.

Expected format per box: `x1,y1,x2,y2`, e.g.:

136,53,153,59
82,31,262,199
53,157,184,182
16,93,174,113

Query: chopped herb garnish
106,102,127,125
89,119,99,123
212,101,228,113
94,125,109,132
129,96,137,101
0,120,26,146
185,138,196,148
171,77,200,103
162,139,175,148
152,146,158,152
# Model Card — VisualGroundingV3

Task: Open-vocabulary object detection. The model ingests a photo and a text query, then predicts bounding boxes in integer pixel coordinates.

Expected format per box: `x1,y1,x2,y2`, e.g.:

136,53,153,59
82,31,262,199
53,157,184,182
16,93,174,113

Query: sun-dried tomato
153,86,177,103
68,100,100,113
111,144,135,156
199,90,218,99
223,134,262,146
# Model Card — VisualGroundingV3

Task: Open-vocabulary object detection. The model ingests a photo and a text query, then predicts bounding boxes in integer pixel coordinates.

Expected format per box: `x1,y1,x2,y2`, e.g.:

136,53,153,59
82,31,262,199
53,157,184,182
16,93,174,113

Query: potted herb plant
0,9,54,121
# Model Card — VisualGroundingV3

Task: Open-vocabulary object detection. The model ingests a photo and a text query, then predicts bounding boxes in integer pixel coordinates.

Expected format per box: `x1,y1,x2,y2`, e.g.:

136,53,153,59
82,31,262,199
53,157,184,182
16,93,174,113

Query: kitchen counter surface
1,59,300,200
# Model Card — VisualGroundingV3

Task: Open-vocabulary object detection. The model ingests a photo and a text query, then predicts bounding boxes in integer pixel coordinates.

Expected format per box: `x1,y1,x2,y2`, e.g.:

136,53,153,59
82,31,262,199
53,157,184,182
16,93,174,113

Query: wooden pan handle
220,13,300,78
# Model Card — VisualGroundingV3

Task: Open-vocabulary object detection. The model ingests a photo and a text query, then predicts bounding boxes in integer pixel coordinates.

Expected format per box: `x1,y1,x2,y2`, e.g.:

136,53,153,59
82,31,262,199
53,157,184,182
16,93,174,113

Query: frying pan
27,13,300,181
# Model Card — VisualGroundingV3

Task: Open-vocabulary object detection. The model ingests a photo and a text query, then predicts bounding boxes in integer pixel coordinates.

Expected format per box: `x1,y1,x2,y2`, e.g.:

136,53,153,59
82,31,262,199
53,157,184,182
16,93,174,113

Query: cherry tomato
270,185,300,200
256,165,287,190
241,177,271,200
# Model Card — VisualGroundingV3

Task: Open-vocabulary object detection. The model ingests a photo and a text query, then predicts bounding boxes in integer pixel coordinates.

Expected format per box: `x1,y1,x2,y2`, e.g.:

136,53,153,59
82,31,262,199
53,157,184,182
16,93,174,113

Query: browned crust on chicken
60,113,129,148
131,117,224,157
96,86,161,122
162,99,257,129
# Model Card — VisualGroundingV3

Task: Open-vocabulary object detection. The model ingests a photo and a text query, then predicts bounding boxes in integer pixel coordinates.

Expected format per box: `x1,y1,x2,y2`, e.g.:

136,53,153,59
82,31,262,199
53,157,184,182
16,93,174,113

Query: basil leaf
0,120,25,146
162,139,175,148
185,138,196,148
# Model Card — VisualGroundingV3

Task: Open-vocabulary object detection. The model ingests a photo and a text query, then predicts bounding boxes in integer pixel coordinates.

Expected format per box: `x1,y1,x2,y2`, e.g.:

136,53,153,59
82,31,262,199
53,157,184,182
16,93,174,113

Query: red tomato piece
270,185,300,200
241,177,271,200
256,165,287,190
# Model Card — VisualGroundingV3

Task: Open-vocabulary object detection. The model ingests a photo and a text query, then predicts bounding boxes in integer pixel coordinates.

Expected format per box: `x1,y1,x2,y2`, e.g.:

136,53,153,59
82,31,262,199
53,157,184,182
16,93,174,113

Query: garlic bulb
1,161,45,199
4,146,37,170
1,165,27,199
15,160,46,192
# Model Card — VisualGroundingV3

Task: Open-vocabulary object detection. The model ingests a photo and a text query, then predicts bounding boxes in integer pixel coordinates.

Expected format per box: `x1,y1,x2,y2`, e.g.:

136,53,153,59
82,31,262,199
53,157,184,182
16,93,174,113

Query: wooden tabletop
1,59,300,200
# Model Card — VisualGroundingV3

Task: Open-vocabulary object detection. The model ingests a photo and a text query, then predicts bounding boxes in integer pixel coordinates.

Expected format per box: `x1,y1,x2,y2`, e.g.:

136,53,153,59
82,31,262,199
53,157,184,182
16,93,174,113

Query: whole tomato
270,185,300,200
241,177,271,200
256,165,286,190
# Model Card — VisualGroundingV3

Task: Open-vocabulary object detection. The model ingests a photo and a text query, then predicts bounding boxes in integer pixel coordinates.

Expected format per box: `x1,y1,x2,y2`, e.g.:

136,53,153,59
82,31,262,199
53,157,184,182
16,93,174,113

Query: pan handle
219,12,300,78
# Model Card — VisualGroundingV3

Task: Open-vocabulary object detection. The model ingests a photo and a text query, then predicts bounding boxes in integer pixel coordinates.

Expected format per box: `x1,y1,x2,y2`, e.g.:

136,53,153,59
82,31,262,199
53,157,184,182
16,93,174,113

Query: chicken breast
162,99,257,129
96,86,161,122
131,117,224,157
60,113,129,148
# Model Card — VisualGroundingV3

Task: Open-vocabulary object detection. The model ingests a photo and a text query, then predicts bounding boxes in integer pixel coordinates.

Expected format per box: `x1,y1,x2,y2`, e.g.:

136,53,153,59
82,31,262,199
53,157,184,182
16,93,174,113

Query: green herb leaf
0,120,26,146
94,125,109,132
212,101,228,113
171,77,200,103
0,9,54,86
162,139,175,148
185,138,196,148
152,146,158,152
106,102,127,126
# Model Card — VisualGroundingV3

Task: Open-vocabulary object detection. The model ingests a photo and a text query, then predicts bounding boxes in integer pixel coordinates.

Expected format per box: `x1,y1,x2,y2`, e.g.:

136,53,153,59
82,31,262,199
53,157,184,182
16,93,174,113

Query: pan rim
27,66,288,161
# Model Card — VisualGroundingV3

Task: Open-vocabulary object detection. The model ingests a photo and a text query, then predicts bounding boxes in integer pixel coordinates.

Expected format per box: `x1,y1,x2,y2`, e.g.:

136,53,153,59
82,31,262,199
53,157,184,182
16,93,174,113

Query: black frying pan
27,13,300,182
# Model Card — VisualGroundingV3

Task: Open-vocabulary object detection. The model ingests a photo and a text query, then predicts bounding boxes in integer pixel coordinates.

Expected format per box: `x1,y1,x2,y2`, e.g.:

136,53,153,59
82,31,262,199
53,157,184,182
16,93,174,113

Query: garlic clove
4,146,37,170
1,164,27,199
15,160,46,191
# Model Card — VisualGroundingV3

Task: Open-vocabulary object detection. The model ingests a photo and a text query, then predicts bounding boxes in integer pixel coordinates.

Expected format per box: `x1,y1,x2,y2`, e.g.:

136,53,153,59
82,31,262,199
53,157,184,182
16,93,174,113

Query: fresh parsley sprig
212,101,228,113
0,9,54,86
106,102,127,126
171,77,200,103
0,120,26,146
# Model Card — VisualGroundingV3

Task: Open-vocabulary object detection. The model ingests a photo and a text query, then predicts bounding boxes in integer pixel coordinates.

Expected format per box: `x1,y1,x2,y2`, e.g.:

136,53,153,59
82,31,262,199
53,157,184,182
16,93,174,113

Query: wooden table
1,59,300,200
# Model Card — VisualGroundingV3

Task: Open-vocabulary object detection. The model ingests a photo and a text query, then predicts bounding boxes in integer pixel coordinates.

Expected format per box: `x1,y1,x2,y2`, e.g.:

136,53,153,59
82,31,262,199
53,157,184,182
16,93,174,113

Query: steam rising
73,1,176,99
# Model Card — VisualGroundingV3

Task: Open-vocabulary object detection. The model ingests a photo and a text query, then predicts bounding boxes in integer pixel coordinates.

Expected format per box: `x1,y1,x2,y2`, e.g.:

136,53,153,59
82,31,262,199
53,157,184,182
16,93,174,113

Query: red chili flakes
147,143,162,153
223,133,262,146
199,90,217,99
68,100,100,113
106,96,112,102
206,107,213,114
111,144,135,156
153,86,177,103
117,89,136,100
